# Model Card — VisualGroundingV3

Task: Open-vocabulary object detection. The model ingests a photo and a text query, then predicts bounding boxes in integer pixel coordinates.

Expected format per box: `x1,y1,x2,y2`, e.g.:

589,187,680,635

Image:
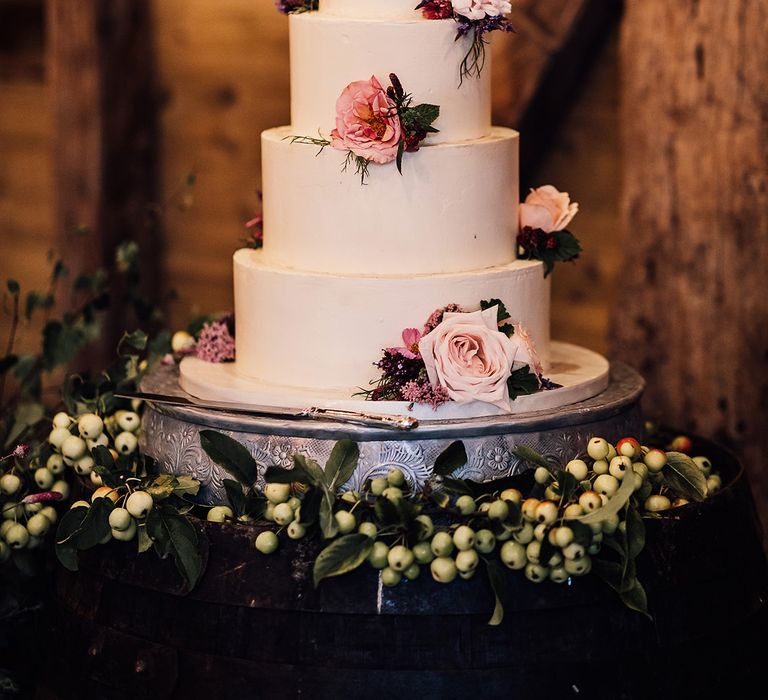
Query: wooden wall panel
615,0,768,527
0,73,53,357
152,0,290,329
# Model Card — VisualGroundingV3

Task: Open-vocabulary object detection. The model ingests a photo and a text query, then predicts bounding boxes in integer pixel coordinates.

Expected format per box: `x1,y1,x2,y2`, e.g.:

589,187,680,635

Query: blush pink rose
519,185,579,232
330,76,402,165
418,306,525,410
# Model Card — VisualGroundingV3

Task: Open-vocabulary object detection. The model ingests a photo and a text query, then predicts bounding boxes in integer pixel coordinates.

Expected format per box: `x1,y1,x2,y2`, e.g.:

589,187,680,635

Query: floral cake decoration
275,2,514,82
361,300,559,410
290,73,440,183
517,185,582,277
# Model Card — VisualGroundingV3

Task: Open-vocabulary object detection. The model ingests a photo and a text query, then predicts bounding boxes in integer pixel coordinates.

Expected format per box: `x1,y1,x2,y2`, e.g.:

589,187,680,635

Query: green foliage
662,452,708,501
433,440,468,476
507,366,540,400
313,533,374,587
146,506,203,590
200,430,258,487
480,298,515,335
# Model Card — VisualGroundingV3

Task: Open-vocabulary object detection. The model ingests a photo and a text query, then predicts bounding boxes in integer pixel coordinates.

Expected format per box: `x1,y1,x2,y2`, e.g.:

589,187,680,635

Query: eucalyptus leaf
485,559,508,626
325,439,359,492
200,430,258,487
663,452,708,502
578,469,636,525
312,533,374,587
511,445,550,470
433,440,468,477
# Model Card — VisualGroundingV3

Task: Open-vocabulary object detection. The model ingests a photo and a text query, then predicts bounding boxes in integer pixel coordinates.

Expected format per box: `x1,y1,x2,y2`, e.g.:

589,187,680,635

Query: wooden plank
491,0,623,184
613,0,768,529
47,0,159,364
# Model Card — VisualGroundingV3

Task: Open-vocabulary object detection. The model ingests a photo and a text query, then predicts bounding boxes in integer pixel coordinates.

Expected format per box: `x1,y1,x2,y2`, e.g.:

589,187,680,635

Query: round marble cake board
178,341,610,421
140,360,644,505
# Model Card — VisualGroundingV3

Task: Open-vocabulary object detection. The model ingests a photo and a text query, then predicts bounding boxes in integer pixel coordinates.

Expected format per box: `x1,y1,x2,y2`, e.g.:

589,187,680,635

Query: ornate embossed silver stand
139,363,644,504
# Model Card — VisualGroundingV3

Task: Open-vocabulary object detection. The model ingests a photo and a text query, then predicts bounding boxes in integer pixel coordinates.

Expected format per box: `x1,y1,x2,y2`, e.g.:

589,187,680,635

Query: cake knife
114,391,419,431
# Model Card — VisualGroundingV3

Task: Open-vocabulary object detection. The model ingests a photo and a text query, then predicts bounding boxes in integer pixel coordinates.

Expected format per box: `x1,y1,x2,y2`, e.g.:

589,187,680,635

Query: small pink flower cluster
401,380,451,409
195,321,235,363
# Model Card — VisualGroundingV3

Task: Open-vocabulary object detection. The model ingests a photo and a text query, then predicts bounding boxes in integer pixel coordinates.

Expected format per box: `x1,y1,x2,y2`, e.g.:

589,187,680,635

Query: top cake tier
320,0,422,19
290,10,491,145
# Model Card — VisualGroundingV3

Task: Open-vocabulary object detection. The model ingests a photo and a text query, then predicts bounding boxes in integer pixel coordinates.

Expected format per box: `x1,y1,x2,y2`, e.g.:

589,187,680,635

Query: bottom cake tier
143,361,642,505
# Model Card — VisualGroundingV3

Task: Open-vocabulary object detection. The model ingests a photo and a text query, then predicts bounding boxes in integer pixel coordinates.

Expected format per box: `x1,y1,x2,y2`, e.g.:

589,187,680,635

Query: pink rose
330,76,402,165
519,185,579,232
418,306,525,410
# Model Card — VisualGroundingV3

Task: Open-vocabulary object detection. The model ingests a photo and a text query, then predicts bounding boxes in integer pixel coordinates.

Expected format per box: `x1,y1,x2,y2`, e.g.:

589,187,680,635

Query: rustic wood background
1,0,766,531
612,0,768,530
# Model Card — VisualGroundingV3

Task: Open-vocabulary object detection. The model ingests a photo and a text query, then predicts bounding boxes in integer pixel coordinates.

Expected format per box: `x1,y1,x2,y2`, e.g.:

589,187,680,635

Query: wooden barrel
42,436,767,700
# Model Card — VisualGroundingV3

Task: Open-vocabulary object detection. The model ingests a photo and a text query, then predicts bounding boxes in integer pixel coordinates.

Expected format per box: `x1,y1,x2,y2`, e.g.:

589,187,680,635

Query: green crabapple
579,491,602,512
608,456,632,480
452,525,475,551
48,427,71,451
500,488,522,504
455,548,479,573
207,505,234,522
77,413,104,439
403,563,421,581
5,522,30,549
358,521,378,539
474,529,496,554
126,490,153,518
111,519,137,542
26,513,52,537
565,459,589,481
487,499,510,521
116,411,140,433
0,474,22,496
255,530,279,554
513,521,535,544
75,456,95,476
415,514,434,540
522,498,540,521
592,460,609,475
455,494,476,515
114,432,138,455
109,507,133,531
431,531,454,557
334,510,356,534
39,506,58,525
264,483,291,504
587,437,610,461
500,541,527,570
616,437,641,459
644,495,671,512
594,474,620,498
287,520,306,539
534,500,558,525
386,467,406,487
534,467,551,484
430,556,458,583
412,541,434,564
61,435,88,461
52,412,72,429
46,454,66,475
381,567,402,587
272,502,294,526
387,545,415,572
367,541,390,569
525,563,549,583
369,477,387,496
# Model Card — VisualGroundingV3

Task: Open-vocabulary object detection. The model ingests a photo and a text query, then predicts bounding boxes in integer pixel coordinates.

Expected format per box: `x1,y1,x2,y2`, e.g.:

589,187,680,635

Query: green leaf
624,504,645,560
578,470,636,525
200,430,258,487
556,470,578,502
24,291,53,321
485,559,508,626
42,320,87,370
396,138,405,175
292,454,325,488
145,474,177,501
117,329,148,357
4,401,45,449
173,475,200,498
264,464,312,486
408,103,440,129
77,498,114,550
480,298,511,326
553,230,582,263
91,445,115,471
374,496,400,526
137,524,154,554
433,440,467,476
6,279,19,295
563,519,594,548
511,445,550,470
298,486,323,526
324,439,359,492
620,578,651,618
51,260,69,282
318,492,338,540
662,451,707,501
507,365,540,400
223,478,247,517
312,533,374,587
55,506,89,571
146,507,203,590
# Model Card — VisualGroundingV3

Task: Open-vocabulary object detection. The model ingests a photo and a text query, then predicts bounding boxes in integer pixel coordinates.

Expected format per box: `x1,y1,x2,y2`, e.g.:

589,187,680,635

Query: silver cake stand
139,363,644,504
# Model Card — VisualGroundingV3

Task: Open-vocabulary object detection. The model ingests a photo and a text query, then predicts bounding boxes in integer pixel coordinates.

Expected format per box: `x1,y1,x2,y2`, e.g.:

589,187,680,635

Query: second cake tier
261,126,519,275
232,248,550,394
